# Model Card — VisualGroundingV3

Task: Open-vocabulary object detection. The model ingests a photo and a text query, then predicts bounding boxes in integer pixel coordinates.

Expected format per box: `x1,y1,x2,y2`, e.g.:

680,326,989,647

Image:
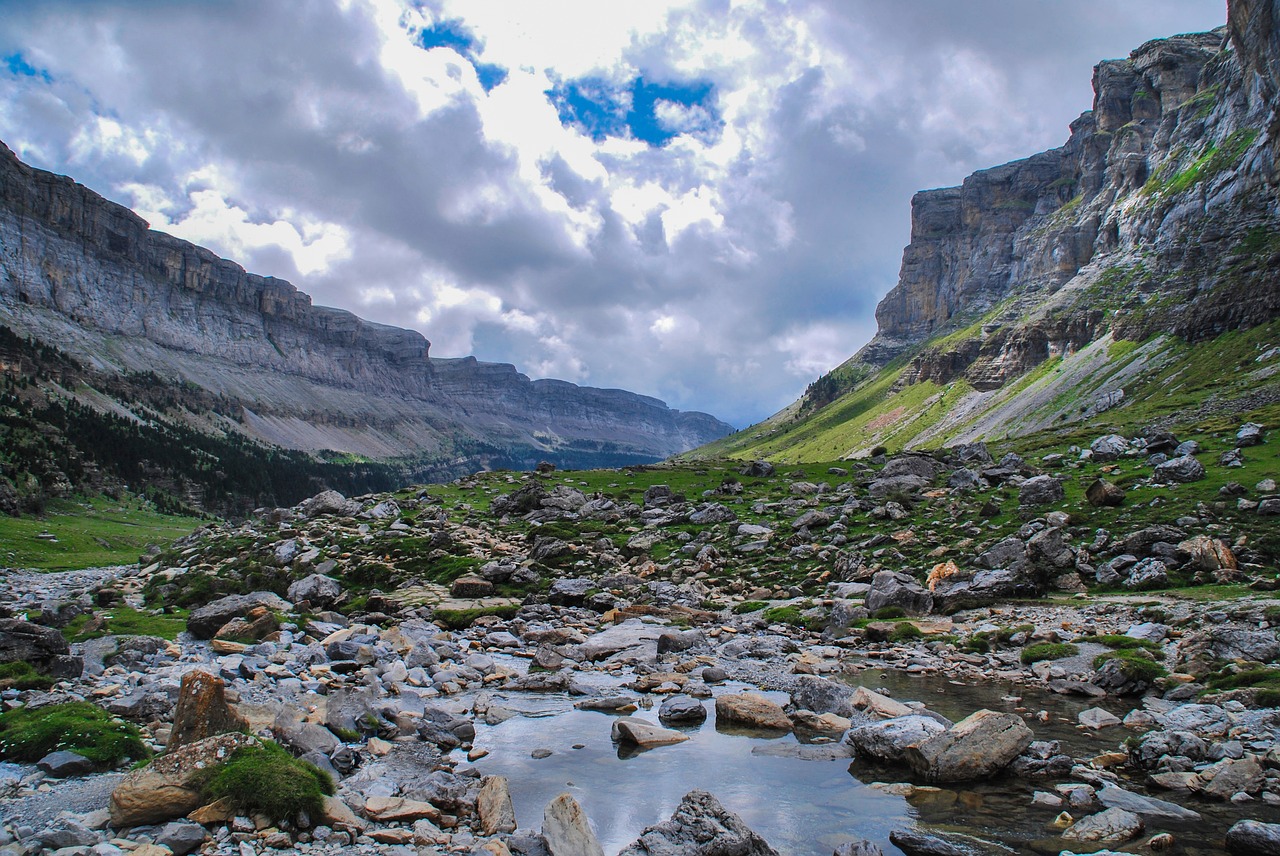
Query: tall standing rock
542,793,604,856
617,789,779,855
167,670,248,751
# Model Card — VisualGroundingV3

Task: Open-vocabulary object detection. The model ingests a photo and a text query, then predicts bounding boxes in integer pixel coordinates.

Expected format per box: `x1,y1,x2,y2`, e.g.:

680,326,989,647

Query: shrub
1021,642,1079,664
0,702,149,766
733,600,768,614
196,741,334,823
872,606,907,620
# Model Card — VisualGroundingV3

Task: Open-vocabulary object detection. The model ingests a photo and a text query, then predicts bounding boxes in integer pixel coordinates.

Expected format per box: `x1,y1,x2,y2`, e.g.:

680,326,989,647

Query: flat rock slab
611,717,690,747
715,693,792,731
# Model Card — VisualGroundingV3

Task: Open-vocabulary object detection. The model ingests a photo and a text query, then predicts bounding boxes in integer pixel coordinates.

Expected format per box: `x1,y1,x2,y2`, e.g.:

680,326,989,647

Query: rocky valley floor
0,420,1277,856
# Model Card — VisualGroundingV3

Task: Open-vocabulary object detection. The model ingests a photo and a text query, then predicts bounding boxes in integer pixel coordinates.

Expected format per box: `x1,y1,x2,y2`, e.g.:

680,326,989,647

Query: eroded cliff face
0,143,731,469
854,1,1280,395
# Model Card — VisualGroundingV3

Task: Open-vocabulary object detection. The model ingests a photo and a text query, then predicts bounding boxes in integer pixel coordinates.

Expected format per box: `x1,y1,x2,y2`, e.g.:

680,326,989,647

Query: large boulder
611,717,690,748
714,693,792,731
864,571,933,616
1085,479,1125,507
0,618,72,669
1019,475,1064,506
542,793,605,856
167,670,247,751
931,568,1041,613
617,789,779,855
867,475,929,500
790,675,855,718
881,455,944,481
1227,819,1280,855
187,592,291,639
301,489,360,518
1154,455,1206,483
287,574,343,608
110,733,257,826
904,710,1033,783
1236,422,1266,448
1061,807,1143,844
846,715,946,763
1089,434,1131,461
478,775,517,835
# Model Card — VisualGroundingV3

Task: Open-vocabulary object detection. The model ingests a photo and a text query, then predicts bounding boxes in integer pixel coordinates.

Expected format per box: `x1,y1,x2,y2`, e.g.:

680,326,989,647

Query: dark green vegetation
1020,642,1079,664
433,605,520,629
0,702,149,767
1094,649,1168,683
62,606,187,642
0,661,54,690
193,741,333,823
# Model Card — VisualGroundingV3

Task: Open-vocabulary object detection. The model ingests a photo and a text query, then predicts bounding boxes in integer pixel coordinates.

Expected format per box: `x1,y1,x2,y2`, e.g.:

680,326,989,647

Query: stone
287,573,343,607
1236,422,1266,447
155,821,208,856
790,675,856,718
0,618,70,667
38,818,100,850
364,795,441,822
1096,784,1200,821
656,629,707,655
846,715,947,762
273,708,340,755
320,795,366,832
37,749,96,777
658,696,708,724
1226,819,1280,855
1153,455,1206,483
864,571,933,616
739,460,775,477
547,578,595,607
833,840,884,856
167,669,248,751
1085,479,1125,507
188,796,237,824
542,793,605,856
1202,757,1264,800
1122,558,1169,590
1078,708,1122,729
904,709,1033,783
1061,807,1143,843
611,717,691,747
302,489,360,518
110,732,258,826
1019,475,1064,506
1090,434,1130,461
887,828,982,856
187,592,291,639
616,789,779,855
714,693,793,731
849,687,913,719
450,574,494,597
478,775,517,835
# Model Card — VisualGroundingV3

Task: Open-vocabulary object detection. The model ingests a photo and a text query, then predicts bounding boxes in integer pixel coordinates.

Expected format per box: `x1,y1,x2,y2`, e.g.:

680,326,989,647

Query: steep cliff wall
0,143,732,470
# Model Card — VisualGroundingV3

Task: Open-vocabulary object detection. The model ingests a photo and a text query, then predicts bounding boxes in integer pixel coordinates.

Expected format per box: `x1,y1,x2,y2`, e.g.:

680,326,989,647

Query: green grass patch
433,604,519,630
0,702,150,767
194,740,334,823
871,606,907,620
63,606,187,642
1075,634,1161,652
1020,642,1079,664
1204,667,1280,693
0,661,54,690
0,495,203,571
1093,649,1168,683
889,622,923,642
733,600,768,614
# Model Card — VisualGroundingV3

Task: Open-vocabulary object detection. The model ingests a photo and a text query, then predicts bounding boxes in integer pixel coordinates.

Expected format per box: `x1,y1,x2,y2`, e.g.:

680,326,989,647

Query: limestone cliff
0,141,731,476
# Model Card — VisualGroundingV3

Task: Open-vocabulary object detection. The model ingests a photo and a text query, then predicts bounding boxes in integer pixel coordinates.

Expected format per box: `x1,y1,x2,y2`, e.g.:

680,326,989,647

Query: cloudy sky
0,1,1226,427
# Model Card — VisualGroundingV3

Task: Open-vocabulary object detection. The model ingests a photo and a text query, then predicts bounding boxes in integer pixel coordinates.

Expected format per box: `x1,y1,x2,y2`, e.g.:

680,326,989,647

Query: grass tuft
1020,642,1079,664
0,702,149,766
194,740,334,823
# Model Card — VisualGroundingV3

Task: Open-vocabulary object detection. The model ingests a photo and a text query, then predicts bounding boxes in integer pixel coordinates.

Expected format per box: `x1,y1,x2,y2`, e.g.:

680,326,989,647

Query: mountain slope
698,1,1280,463
0,141,732,511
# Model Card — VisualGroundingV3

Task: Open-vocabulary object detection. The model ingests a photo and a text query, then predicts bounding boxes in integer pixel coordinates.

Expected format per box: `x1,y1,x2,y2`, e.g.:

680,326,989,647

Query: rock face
617,789,779,856
0,140,731,478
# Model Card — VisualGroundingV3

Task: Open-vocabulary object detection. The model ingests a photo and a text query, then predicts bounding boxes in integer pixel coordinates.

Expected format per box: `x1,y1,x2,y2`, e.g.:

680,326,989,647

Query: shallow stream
468,667,1280,855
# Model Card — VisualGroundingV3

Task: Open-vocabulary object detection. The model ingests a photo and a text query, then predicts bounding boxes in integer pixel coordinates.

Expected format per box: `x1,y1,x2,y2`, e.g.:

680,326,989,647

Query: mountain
0,141,731,514
698,0,1280,463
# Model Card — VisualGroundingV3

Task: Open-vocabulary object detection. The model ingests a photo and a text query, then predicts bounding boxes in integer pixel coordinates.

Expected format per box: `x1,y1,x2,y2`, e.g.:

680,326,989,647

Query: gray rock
658,696,707,724
789,675,855,718
287,573,343,607
155,821,208,856
610,717,690,748
1090,434,1130,461
1122,558,1168,590
1236,422,1266,447
887,828,987,856
905,710,1033,783
689,503,737,525
302,489,360,518
947,468,984,491
38,818,100,850
846,715,946,762
542,793,604,856
1227,819,1280,855
37,750,96,777
656,630,707,655
738,461,775,478
867,475,929,500
616,789,779,855
0,618,70,667
864,571,932,616
1096,783,1201,821
1061,807,1143,843
1085,479,1125,507
547,578,595,607
1154,454,1206,483
833,840,884,856
1019,475,1064,506
187,591,292,639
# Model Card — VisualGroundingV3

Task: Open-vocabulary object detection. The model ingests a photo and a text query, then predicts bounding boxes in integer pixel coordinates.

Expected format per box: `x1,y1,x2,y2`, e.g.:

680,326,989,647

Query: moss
432,604,519,630
1075,634,1161,653
0,702,149,767
995,624,1035,644
1204,667,1280,693
196,741,334,823
63,606,187,642
1020,642,1079,664
0,661,54,691
762,605,804,626
733,600,768,614
871,606,907,620
889,622,923,642
1093,649,1168,682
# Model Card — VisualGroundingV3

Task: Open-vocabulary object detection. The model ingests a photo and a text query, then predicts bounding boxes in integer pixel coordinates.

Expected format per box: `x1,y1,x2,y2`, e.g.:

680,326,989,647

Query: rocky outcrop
0,141,731,474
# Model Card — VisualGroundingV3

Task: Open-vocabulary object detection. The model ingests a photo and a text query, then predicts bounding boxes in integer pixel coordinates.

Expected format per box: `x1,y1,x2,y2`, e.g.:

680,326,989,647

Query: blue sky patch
419,19,507,92
4,53,51,82
548,76,719,146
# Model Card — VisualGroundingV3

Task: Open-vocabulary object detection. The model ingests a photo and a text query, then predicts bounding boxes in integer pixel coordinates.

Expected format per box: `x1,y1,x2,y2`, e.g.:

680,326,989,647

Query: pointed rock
617,789,778,855
478,775,517,835
167,670,248,751
542,793,604,856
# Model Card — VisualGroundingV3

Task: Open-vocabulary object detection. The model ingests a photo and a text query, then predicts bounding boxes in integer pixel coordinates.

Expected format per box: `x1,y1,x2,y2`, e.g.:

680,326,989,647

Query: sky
0,1,1227,427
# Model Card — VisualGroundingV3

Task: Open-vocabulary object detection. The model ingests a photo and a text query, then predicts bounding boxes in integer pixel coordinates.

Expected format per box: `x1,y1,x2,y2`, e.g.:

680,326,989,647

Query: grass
1094,649,1168,683
1205,667,1280,696
194,740,334,823
62,606,187,642
0,702,149,767
889,622,923,642
1075,634,1162,652
0,495,203,571
733,600,768,614
1020,642,1079,664
433,604,519,629
0,661,54,690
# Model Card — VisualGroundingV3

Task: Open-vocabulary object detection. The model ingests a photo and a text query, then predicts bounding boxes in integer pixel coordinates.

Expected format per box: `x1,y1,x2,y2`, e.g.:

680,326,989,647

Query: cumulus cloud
0,0,1227,426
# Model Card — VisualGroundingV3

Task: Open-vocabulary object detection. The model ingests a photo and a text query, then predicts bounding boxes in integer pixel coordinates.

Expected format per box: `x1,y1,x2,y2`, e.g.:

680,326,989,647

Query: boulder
1089,434,1130,461
715,693,792,731
37,818,100,850
273,708,340,755
867,475,929,500
1227,819,1280,855
1201,757,1264,800
611,717,691,747
658,696,708,724
617,789,779,855
1095,783,1201,821
1122,558,1169,590
110,733,257,826
287,574,343,607
302,489,360,518
167,670,248,751
738,461,775,478
450,575,495,598
904,710,1033,783
154,821,208,856
365,795,442,822
548,578,595,607
850,686,913,719
542,793,605,856
1154,455,1205,483
1019,476,1064,506
1236,422,1266,447
657,629,707,655
846,715,946,763
790,675,856,718
1085,479,1125,507
37,749,97,777
1061,807,1143,843
478,775,517,835
187,592,291,639
0,618,70,667
865,571,933,616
